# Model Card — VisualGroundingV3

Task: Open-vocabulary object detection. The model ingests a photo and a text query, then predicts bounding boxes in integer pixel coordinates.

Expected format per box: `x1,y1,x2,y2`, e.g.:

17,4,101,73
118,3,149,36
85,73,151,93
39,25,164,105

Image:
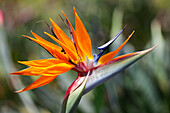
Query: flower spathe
10,8,156,99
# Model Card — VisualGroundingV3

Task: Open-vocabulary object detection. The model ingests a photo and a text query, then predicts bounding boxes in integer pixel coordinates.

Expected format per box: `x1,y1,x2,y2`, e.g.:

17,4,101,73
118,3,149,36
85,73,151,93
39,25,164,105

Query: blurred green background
0,0,170,113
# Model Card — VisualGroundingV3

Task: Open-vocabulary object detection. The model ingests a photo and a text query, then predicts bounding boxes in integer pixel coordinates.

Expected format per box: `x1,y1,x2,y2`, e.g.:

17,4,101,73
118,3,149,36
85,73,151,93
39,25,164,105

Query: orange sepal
15,75,57,93
31,31,62,51
10,60,74,76
62,11,86,61
50,19,78,55
18,58,72,67
74,8,93,60
22,34,68,61
98,31,135,65
10,67,41,76
44,32,80,64
109,52,137,63
37,63,74,75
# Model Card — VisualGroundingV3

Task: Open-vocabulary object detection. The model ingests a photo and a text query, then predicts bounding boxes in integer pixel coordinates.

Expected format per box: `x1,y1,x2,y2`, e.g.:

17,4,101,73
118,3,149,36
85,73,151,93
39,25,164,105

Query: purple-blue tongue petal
94,26,126,63
97,25,126,50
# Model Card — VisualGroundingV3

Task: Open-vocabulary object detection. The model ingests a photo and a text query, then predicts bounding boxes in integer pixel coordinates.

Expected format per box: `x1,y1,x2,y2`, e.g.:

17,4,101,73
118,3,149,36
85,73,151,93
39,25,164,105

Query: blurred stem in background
0,11,39,112
0,0,170,113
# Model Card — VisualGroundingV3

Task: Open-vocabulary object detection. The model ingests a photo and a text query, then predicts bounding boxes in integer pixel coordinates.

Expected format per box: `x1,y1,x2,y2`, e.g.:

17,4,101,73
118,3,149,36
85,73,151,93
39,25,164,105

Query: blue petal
97,25,126,50
93,50,104,63
93,54,97,62
94,26,127,63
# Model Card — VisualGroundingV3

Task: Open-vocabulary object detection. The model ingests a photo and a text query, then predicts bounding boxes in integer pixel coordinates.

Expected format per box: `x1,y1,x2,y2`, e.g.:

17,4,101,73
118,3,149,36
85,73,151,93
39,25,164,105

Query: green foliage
0,0,169,113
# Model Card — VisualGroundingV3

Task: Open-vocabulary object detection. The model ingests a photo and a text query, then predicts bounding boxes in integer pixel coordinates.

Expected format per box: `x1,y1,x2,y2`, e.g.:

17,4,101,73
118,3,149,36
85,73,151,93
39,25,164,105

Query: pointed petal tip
131,30,135,35
73,6,76,11
30,31,38,36
152,44,159,49
49,18,54,23
9,71,20,75
22,35,27,37
22,35,33,40
138,44,158,54
150,44,158,50
17,61,29,65
62,11,67,19
123,24,127,29
44,31,47,34
17,60,22,63
9,72,14,75
61,10,64,14
15,90,23,93
73,7,77,14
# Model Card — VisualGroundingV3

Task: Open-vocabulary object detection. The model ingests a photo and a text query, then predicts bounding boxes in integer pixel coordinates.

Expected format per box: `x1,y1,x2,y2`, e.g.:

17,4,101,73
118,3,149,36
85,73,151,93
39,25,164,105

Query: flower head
10,8,157,113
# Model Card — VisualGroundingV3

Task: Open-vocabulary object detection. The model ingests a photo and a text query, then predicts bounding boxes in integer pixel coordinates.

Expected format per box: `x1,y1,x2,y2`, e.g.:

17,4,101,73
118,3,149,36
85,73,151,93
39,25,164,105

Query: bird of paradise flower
10,8,157,113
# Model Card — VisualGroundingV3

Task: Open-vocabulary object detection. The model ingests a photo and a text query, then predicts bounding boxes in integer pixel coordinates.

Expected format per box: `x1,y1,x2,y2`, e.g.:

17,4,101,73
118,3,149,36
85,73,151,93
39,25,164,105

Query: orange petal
62,11,86,61
50,19,78,55
10,67,41,76
18,58,70,67
109,52,138,63
16,75,57,93
10,60,74,76
98,31,135,65
31,31,61,51
74,8,93,59
22,34,69,61
35,63,74,75
45,32,80,64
